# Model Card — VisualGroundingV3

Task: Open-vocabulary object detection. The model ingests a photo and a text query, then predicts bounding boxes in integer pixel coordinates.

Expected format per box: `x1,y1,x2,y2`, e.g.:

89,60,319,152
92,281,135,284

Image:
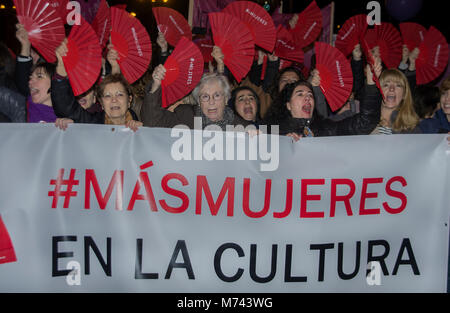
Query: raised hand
55,38,69,77
16,23,31,57
150,64,166,93
106,43,121,75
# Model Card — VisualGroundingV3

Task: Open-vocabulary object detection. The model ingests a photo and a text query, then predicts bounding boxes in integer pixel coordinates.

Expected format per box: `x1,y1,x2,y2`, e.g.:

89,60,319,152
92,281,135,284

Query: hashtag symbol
48,169,79,209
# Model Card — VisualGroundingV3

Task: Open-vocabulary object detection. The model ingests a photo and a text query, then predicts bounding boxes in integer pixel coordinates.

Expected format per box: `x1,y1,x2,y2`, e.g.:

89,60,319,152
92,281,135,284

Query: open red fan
274,25,304,63
399,22,427,52
365,23,402,69
48,0,69,22
0,215,17,265
161,37,204,108
194,38,214,64
335,14,368,57
91,0,111,49
416,26,449,85
110,7,152,84
62,18,102,96
208,12,255,83
361,37,385,100
222,1,276,52
152,7,192,47
289,0,322,49
314,42,353,112
14,0,65,63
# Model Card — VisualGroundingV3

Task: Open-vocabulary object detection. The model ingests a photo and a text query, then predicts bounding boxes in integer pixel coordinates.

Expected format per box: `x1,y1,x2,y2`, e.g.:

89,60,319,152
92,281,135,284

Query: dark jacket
0,86,26,122
51,77,138,124
418,109,450,134
279,84,381,137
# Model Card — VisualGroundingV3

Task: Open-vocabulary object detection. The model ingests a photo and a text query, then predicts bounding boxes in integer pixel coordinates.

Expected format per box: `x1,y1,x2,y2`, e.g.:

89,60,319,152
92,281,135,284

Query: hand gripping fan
208,12,255,83
62,18,102,96
110,7,152,84
334,14,368,57
289,0,322,49
367,23,403,69
91,0,111,49
0,215,17,265
194,38,214,64
222,1,276,52
14,0,65,63
152,7,192,47
361,37,385,100
399,22,427,51
416,26,449,85
274,25,304,63
161,37,204,108
314,42,353,112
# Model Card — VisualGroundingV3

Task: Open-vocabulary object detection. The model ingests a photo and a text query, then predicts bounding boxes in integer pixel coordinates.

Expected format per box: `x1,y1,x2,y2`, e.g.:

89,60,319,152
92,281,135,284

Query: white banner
0,124,448,292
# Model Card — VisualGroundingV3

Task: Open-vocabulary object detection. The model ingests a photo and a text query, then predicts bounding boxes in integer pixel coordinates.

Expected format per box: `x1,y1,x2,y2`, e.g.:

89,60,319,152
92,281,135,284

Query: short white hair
192,72,231,105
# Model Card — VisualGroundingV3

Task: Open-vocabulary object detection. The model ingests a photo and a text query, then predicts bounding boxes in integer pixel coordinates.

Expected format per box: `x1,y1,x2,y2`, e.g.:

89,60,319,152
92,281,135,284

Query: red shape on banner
399,22,427,51
335,14,368,57
222,1,276,52
110,7,152,84
152,7,192,47
315,42,353,112
289,0,322,49
208,12,255,83
63,18,102,96
14,0,65,63
416,26,449,85
91,0,111,49
0,216,17,265
161,37,204,108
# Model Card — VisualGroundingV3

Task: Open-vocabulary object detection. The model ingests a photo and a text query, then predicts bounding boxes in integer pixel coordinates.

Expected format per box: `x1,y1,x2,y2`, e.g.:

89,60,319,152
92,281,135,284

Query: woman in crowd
229,85,262,128
371,68,420,135
273,59,382,140
52,39,142,131
141,64,252,130
418,76,450,133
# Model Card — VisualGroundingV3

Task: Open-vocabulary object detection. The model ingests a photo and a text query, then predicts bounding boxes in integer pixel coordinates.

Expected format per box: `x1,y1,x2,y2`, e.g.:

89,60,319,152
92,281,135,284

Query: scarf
104,110,134,125
194,105,235,131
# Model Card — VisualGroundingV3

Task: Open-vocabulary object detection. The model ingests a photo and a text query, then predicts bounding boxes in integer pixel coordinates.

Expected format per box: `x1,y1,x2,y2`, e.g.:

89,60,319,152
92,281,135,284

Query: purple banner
193,0,235,31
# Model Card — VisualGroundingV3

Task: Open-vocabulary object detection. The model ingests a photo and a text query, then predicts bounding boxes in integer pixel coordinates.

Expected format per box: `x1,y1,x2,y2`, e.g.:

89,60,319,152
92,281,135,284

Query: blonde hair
380,69,419,132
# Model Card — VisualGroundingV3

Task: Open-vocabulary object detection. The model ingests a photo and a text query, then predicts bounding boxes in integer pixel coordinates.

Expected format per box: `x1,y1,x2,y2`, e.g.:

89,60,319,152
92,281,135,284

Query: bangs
380,69,406,87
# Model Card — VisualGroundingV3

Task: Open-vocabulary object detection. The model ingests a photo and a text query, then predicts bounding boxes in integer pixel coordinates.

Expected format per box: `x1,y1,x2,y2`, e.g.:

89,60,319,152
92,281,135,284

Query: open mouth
302,104,312,114
243,107,253,115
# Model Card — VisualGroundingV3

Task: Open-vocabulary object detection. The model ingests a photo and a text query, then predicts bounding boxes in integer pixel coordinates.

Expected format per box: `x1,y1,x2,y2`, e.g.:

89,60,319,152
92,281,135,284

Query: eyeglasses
199,92,224,103
102,91,127,101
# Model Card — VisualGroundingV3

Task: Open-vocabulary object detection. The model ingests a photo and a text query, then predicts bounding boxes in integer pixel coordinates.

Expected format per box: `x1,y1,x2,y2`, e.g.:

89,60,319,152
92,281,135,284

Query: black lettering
338,241,361,280
367,240,390,275
284,244,307,282
214,243,244,282
310,243,334,281
165,240,195,279
135,238,158,279
84,236,111,276
392,238,420,275
52,236,77,277
249,244,277,283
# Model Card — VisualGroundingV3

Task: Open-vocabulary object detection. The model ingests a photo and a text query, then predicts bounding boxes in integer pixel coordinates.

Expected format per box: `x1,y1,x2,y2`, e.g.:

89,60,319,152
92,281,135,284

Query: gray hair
192,72,231,105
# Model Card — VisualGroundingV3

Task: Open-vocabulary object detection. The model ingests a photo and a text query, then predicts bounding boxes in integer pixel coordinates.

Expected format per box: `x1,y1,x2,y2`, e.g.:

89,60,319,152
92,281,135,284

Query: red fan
152,7,192,47
289,0,322,49
222,1,276,52
110,7,152,84
364,28,378,50
361,37,385,100
399,22,427,51
91,0,111,49
14,0,65,63
315,42,353,112
274,25,304,63
0,215,17,265
366,23,403,69
335,14,368,57
48,0,69,22
416,26,449,85
63,18,102,96
194,38,214,64
209,12,255,83
161,37,204,108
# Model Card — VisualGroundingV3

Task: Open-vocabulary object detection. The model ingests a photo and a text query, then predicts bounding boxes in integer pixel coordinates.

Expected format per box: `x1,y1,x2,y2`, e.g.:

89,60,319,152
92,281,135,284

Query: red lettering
273,179,293,219
383,176,407,214
85,169,124,210
330,179,355,217
195,176,235,216
300,179,325,218
159,173,190,214
127,172,158,212
359,178,383,215
242,178,272,218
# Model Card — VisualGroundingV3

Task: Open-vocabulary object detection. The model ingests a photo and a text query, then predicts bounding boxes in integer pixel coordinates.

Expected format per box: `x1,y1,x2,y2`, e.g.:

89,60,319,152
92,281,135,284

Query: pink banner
192,0,235,31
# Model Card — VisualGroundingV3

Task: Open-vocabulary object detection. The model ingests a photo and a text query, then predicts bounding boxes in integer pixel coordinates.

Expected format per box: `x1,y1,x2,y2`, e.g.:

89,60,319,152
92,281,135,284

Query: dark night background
0,0,447,56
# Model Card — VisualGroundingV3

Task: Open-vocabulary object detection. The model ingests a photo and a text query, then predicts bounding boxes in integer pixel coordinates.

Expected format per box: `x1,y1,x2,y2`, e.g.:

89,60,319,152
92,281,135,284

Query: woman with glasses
51,39,142,131
141,64,252,130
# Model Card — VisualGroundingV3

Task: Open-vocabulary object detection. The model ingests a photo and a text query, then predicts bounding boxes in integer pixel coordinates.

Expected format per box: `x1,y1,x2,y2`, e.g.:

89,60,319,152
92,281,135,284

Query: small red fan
194,38,214,64
335,14,368,57
416,26,449,85
110,7,152,84
48,0,69,22
208,12,255,83
222,1,276,52
91,0,111,49
14,0,65,63
314,42,353,112
62,18,102,96
0,215,17,265
361,37,385,100
367,23,403,69
289,0,322,49
161,37,204,108
152,7,192,47
274,25,304,63
399,22,427,51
